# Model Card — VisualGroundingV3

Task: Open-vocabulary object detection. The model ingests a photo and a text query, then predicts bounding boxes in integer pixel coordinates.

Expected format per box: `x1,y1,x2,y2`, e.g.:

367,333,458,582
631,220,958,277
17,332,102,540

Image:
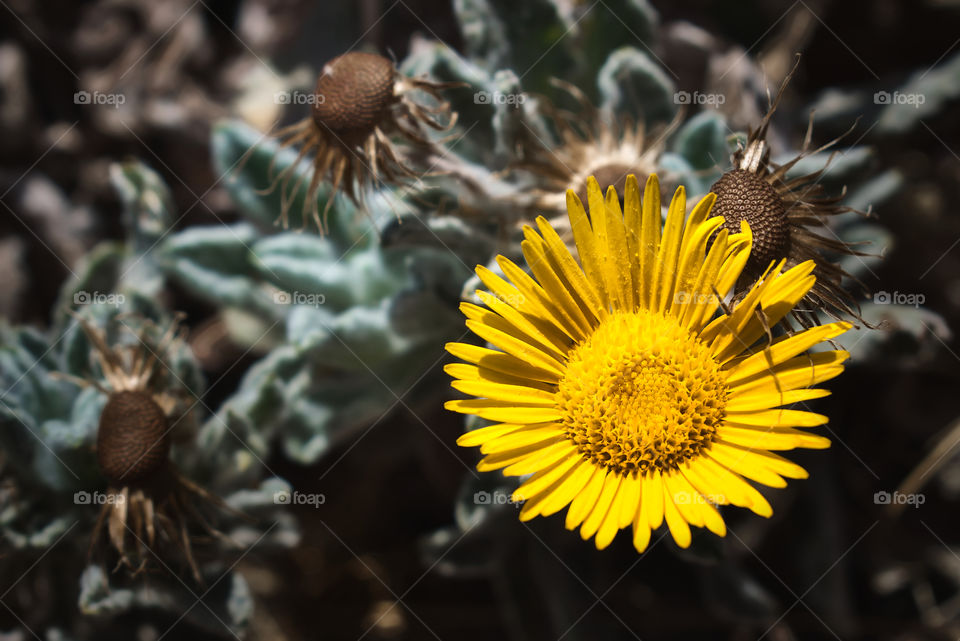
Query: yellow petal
724,408,829,429
497,255,586,342
535,216,603,324
699,456,773,517
617,474,643,528
566,189,609,310
637,174,662,308
725,387,830,412
565,465,607,530
445,342,560,385
726,322,852,384
644,470,665,529
663,471,704,527
464,319,566,377
451,379,557,405
480,426,567,454
522,234,594,337
718,424,831,451
536,460,597,518
581,471,621,543
457,422,555,447
445,399,564,423
595,476,628,549
652,186,686,313
662,479,692,548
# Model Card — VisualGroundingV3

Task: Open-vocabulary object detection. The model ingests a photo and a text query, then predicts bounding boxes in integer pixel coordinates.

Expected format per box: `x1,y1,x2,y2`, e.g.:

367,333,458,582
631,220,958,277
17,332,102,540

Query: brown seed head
710,169,789,273
97,390,170,486
576,164,641,206
311,52,396,140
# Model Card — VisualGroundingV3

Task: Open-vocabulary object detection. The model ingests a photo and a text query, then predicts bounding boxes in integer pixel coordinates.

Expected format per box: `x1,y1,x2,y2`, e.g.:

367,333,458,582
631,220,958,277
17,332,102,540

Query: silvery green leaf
294,301,409,366
453,0,511,70
53,162,179,317
580,0,658,75
389,290,464,340
381,215,496,270
835,223,891,281
159,223,272,311
79,565,134,615
402,38,498,164
454,470,523,532
285,305,338,347
673,110,729,171
199,346,296,462
397,249,475,302
225,477,292,512
280,394,337,464
402,35,490,88
280,380,395,464
876,51,960,134
109,160,174,257
840,303,951,365
455,0,573,92
703,563,780,622
0,326,58,423
844,169,903,213
265,327,451,464
227,572,254,631
807,87,866,129
34,418,95,492
2,515,72,549
598,47,676,125
419,524,495,578
489,70,528,161
658,152,705,196
53,242,125,325
255,233,403,310
778,146,873,182
79,564,253,636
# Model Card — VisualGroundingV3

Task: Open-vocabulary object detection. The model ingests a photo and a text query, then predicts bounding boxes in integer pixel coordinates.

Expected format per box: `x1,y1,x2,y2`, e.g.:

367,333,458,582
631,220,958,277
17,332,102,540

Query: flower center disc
556,311,727,476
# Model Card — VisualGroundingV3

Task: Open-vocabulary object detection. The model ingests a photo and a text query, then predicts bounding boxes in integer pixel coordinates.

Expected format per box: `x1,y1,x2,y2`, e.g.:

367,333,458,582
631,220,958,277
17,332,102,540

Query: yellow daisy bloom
445,173,851,552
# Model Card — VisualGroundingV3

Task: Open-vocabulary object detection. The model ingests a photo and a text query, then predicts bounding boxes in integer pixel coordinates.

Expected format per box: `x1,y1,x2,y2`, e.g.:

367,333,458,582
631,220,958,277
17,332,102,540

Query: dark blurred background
2,0,960,639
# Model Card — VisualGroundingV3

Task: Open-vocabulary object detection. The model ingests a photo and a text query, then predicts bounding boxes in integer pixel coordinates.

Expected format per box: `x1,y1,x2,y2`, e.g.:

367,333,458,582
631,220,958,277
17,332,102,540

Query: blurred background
2,0,960,639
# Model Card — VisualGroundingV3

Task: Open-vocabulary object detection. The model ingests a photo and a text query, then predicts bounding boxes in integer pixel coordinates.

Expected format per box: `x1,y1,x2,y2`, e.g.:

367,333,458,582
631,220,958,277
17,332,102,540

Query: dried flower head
70,314,236,582
516,81,675,229
262,51,459,232
710,59,871,328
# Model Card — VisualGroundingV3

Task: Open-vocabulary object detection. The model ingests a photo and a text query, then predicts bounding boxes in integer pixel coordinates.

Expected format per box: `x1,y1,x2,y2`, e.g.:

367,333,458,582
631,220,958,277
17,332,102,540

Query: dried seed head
575,163,640,206
97,390,170,486
711,169,789,273
311,52,396,139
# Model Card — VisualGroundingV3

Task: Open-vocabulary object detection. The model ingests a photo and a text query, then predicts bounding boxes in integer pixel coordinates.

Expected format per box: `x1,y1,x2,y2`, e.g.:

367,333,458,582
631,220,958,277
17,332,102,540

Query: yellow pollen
556,310,727,476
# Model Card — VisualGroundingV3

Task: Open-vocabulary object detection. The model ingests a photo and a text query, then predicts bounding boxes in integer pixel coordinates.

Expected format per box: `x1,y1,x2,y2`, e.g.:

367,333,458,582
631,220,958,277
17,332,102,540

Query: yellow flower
445,174,851,552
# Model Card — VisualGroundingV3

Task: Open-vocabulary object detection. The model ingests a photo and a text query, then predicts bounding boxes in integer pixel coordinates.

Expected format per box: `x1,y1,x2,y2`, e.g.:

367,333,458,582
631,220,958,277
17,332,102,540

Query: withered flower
70,314,237,582
710,61,872,328
264,51,459,231
516,80,677,229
